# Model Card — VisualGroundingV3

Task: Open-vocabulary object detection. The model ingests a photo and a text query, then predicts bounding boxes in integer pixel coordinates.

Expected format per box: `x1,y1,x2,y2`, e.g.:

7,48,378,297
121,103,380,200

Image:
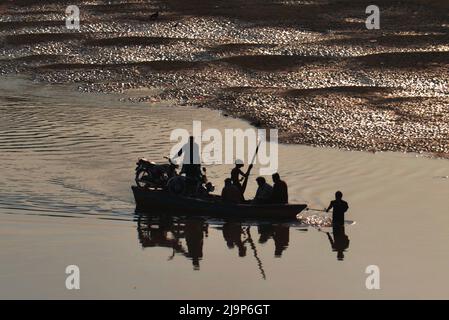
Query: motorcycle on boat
135,156,178,189
135,156,214,196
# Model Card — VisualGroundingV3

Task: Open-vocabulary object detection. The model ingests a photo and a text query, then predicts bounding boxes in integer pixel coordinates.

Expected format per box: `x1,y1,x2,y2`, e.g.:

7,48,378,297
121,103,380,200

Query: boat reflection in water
219,221,290,279
136,215,208,270
257,224,289,258
136,213,352,278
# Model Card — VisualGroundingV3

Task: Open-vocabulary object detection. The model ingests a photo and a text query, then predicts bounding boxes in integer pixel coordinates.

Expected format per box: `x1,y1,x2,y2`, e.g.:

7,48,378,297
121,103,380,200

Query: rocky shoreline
1,0,448,157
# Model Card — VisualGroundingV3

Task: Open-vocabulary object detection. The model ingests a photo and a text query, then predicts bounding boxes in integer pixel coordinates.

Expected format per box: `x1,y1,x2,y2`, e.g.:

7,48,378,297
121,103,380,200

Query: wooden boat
132,186,307,220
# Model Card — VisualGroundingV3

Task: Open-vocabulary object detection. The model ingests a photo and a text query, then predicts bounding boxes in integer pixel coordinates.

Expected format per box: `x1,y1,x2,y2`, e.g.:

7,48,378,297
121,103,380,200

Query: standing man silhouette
176,136,201,184
326,191,349,226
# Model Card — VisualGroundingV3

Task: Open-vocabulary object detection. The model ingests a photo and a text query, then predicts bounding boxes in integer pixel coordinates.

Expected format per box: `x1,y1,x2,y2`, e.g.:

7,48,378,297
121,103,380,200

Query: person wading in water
325,191,349,226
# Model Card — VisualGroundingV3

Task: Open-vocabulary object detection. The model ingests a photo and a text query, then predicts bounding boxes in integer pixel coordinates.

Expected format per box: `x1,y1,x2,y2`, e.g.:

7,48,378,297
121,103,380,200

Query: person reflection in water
184,218,208,270
258,224,290,257
326,226,350,261
136,216,208,270
273,225,289,257
222,222,247,257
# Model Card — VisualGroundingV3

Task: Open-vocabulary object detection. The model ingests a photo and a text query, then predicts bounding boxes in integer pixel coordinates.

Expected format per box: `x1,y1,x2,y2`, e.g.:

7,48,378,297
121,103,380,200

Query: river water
0,75,448,299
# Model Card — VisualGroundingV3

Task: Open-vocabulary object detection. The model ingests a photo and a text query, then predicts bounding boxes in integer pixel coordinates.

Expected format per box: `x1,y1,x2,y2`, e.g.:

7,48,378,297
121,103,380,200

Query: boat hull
132,186,307,220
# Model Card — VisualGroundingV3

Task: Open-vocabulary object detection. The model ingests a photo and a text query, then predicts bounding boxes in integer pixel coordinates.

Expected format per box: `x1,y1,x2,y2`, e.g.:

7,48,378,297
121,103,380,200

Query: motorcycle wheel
135,169,152,188
168,176,186,195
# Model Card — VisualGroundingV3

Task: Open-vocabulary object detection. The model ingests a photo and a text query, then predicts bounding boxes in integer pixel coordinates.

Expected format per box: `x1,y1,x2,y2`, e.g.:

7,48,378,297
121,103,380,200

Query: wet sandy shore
0,0,448,156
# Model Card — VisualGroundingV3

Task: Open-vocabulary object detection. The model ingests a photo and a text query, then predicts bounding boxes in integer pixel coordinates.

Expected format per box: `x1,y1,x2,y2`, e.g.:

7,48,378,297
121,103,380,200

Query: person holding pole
231,159,252,201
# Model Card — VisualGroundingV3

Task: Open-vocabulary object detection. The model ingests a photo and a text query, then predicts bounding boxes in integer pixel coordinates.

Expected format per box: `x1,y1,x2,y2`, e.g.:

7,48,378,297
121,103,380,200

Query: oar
306,208,327,213
241,141,261,195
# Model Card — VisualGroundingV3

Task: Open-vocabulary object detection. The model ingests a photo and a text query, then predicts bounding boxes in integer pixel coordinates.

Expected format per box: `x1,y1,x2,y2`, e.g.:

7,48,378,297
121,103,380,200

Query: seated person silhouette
221,178,242,204
271,172,288,204
231,159,251,201
252,177,273,204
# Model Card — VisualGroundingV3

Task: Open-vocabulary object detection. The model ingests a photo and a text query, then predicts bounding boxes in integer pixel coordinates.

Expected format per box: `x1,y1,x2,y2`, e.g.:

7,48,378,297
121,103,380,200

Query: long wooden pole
241,141,261,195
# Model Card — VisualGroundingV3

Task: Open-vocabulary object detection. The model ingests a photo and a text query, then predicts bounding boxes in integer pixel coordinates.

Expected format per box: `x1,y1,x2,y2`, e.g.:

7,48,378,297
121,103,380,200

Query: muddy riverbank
0,0,448,156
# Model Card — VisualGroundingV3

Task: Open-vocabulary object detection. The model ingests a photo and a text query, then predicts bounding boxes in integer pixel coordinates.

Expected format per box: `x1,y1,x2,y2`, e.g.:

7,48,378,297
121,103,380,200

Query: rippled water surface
0,76,448,299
